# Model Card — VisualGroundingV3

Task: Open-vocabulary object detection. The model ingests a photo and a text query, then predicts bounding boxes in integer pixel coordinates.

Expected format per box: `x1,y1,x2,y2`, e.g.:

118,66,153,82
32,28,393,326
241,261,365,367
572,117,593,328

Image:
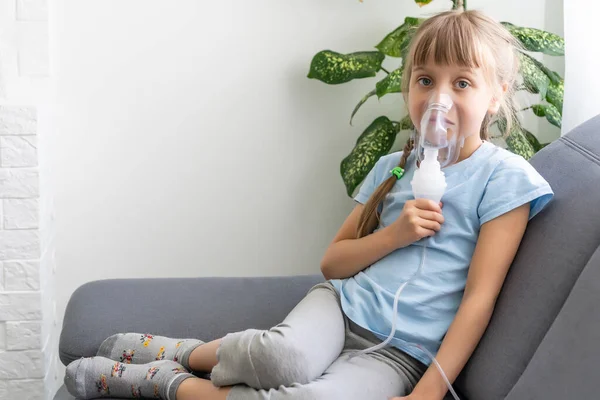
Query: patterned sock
97,333,203,369
64,357,193,400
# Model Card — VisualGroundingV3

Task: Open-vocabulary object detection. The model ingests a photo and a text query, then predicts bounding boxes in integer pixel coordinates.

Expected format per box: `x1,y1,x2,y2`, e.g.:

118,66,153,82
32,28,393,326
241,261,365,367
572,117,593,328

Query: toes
64,358,90,398
97,333,123,357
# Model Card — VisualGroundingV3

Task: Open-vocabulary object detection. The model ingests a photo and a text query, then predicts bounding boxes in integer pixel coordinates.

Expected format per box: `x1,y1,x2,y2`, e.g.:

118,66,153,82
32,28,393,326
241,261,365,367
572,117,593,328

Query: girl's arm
321,200,444,280
320,204,399,280
408,203,530,400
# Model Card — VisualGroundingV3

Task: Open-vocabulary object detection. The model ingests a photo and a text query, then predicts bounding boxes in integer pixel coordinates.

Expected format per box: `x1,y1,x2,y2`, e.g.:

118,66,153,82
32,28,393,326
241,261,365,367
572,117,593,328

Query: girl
64,10,553,400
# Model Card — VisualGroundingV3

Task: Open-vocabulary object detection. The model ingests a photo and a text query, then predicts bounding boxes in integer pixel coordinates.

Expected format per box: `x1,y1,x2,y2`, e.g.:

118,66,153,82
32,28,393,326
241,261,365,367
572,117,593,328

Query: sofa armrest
505,245,600,399
59,275,323,366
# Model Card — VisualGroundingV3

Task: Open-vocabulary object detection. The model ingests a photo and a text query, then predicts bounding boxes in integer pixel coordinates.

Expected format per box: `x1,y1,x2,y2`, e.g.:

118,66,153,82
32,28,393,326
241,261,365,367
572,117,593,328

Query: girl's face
408,58,502,145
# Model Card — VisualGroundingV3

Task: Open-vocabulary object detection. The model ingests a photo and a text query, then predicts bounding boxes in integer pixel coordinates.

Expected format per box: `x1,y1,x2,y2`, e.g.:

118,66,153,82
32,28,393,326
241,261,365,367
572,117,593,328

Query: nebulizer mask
411,93,463,201
351,93,464,400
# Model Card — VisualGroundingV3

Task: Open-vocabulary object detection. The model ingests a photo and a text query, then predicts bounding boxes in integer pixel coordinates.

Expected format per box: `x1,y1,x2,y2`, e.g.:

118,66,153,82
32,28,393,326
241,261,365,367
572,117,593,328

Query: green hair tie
390,166,405,180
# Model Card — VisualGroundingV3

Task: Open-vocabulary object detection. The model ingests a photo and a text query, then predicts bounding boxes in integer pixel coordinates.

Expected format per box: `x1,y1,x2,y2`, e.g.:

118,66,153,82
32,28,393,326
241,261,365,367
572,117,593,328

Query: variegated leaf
546,79,564,115
376,17,421,58
502,22,564,56
349,67,404,125
506,123,536,159
341,116,399,196
532,104,562,128
523,128,543,152
518,52,550,98
307,51,385,85
399,114,414,130
415,0,434,6
376,67,403,98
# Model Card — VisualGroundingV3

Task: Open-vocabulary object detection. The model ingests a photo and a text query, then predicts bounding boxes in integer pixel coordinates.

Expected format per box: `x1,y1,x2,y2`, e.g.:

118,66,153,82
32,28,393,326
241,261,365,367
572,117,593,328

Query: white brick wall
0,379,45,400
4,198,40,229
0,0,54,396
0,3,53,396
1,136,38,167
4,261,41,290
0,107,38,135
7,321,42,350
0,105,54,399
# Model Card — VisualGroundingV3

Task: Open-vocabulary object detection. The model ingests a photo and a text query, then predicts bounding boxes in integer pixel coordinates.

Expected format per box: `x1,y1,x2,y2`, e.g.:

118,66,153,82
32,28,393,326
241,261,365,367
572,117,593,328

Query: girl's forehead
412,62,482,75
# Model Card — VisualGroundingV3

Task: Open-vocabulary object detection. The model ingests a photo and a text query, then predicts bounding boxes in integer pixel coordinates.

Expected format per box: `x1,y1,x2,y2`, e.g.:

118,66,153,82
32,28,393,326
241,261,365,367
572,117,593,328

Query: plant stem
381,67,390,74
520,106,532,112
452,0,465,10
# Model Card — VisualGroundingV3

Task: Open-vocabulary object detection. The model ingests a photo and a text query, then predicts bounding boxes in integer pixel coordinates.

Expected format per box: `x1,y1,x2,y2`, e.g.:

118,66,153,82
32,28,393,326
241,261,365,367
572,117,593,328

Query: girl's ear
488,82,509,114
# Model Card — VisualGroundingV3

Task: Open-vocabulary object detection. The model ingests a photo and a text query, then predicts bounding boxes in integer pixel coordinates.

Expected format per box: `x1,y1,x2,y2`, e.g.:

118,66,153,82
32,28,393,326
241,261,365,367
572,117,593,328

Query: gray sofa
55,115,600,400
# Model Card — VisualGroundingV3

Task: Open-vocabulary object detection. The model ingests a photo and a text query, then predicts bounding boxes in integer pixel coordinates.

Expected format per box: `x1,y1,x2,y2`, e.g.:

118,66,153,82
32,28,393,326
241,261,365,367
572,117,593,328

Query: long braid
356,137,415,238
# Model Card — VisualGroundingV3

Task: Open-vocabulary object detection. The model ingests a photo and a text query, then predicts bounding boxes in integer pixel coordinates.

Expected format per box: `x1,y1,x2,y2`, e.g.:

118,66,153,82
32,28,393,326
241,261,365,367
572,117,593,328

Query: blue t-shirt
330,141,553,365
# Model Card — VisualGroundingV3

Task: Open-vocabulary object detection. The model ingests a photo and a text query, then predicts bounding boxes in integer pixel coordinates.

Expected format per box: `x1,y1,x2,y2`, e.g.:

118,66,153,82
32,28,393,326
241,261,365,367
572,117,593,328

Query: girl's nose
428,92,453,108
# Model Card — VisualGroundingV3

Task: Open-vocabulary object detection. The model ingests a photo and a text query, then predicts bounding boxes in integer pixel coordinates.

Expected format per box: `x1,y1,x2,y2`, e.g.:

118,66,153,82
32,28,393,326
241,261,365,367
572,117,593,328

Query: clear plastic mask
415,93,464,168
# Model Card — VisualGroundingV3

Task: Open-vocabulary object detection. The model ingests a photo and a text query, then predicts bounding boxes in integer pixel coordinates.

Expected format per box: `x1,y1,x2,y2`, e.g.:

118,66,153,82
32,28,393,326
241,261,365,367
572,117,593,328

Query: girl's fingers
414,198,443,213
418,217,442,232
417,210,445,224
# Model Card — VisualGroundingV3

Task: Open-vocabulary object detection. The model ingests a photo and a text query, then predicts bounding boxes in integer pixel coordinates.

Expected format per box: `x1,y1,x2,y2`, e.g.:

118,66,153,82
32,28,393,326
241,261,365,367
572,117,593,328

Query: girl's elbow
319,258,333,280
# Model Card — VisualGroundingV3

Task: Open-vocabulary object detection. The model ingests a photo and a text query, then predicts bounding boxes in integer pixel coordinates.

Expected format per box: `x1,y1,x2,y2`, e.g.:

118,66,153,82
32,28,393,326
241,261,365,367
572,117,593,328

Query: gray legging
210,282,427,399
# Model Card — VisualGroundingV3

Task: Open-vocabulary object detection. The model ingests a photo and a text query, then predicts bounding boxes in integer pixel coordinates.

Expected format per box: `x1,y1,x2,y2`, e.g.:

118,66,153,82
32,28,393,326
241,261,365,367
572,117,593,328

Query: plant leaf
376,67,403,98
399,114,414,130
349,67,406,125
502,22,564,56
523,128,542,152
521,52,562,85
531,104,562,128
307,51,385,85
517,52,564,115
341,116,399,196
505,121,536,159
518,52,550,98
546,78,564,115
376,17,421,58
350,89,377,126
415,0,434,6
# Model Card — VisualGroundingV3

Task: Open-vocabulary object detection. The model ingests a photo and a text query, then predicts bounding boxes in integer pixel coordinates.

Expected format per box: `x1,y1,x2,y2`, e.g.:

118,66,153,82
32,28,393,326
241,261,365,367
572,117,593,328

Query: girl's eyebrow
412,66,478,79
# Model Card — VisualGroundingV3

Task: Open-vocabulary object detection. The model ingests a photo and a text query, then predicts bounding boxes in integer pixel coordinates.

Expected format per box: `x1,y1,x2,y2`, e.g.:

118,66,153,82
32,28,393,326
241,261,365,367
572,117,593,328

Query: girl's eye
417,77,432,87
456,80,470,89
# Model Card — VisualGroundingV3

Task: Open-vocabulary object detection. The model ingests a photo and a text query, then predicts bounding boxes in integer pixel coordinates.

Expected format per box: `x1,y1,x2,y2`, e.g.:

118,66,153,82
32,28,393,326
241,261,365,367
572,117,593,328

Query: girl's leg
176,351,417,400
187,338,221,372
94,282,345,391
209,283,346,390
97,332,203,369
175,377,230,400
64,357,194,400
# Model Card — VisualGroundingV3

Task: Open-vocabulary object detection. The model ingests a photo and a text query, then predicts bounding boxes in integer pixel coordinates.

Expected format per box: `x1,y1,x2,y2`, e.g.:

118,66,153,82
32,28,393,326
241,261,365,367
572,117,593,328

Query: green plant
307,0,564,196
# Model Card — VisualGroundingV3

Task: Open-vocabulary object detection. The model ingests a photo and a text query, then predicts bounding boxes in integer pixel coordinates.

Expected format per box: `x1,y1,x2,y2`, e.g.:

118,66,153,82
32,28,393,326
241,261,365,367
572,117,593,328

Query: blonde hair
357,10,521,238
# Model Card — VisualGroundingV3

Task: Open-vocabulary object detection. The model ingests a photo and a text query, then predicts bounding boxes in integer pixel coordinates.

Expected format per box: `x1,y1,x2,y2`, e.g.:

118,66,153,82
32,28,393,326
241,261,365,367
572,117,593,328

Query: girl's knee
247,330,314,388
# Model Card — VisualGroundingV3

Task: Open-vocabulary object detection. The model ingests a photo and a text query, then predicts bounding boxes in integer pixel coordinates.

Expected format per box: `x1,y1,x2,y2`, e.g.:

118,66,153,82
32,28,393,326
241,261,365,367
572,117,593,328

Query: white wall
0,0,58,398
562,0,600,133
50,0,560,388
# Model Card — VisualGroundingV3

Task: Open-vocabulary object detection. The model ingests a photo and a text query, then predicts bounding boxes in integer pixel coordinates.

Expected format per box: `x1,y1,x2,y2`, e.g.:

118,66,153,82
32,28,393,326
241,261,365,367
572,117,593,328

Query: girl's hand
385,199,444,249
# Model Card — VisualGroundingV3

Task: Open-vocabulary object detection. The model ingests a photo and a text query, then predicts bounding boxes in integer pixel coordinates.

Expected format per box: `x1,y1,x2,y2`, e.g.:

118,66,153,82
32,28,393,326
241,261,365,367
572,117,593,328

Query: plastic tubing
349,239,461,400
